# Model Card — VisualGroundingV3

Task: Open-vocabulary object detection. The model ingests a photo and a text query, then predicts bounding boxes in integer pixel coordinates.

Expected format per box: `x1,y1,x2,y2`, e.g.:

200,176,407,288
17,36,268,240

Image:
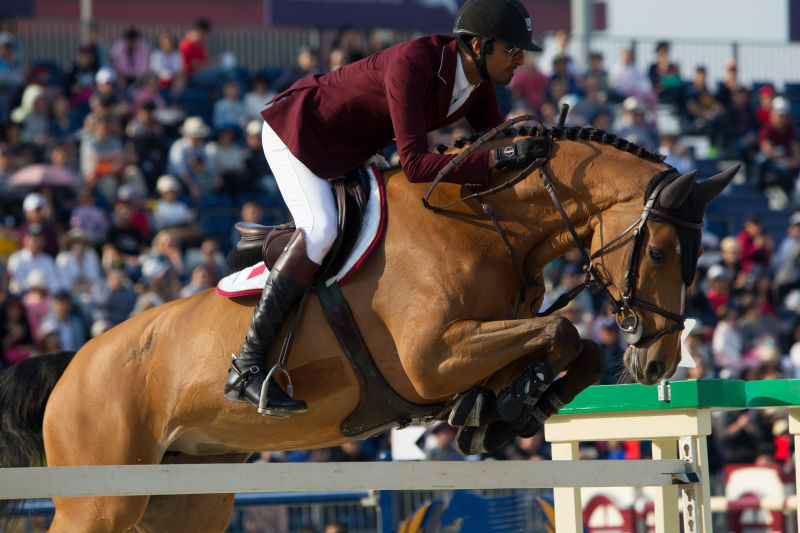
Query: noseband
421,115,700,349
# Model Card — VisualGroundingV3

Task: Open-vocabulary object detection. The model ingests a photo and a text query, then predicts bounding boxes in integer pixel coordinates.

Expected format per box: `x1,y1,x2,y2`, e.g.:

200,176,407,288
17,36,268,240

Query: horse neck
514,139,668,273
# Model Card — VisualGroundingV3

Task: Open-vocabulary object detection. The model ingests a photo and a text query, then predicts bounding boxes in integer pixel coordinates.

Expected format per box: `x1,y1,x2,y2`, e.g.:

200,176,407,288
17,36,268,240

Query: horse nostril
645,360,664,384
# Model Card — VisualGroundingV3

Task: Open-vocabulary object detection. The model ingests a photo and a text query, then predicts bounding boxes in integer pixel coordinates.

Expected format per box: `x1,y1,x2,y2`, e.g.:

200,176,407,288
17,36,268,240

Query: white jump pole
0,460,696,500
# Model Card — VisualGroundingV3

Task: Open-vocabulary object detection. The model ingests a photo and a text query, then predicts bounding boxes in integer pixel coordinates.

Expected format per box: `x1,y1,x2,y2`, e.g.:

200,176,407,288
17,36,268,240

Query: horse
0,123,737,532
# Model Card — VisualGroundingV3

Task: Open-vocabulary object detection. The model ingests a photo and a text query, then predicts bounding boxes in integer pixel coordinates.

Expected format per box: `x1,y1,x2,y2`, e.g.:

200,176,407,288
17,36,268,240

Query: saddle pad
216,163,387,298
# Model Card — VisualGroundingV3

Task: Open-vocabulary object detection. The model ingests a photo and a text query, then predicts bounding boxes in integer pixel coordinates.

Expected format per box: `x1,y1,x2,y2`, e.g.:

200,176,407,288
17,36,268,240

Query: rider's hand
493,138,541,170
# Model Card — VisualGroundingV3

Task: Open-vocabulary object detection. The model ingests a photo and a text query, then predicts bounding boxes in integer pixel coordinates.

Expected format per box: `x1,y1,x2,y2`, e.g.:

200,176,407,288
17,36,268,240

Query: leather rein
421,114,700,349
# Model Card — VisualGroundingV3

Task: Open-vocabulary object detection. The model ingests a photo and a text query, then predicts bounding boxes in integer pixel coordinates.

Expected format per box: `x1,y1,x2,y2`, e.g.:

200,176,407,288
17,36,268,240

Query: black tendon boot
495,360,553,423
224,230,318,415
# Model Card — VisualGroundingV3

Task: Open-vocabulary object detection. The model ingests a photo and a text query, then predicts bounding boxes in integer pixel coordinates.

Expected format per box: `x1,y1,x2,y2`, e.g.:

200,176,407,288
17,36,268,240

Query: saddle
226,166,446,439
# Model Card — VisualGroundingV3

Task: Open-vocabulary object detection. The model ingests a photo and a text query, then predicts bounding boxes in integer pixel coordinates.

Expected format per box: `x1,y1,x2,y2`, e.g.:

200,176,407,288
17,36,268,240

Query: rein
421,114,696,347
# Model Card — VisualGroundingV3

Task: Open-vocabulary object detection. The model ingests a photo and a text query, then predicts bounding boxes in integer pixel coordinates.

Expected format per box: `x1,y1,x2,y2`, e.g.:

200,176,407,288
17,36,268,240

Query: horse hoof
455,425,488,456
449,386,496,427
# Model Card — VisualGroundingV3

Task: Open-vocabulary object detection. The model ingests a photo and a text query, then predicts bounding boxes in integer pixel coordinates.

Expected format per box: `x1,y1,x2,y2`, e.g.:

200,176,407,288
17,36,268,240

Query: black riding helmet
453,0,542,82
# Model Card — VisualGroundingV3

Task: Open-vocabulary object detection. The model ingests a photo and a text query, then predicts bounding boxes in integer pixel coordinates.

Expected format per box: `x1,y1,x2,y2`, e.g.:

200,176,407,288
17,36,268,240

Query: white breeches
261,121,338,265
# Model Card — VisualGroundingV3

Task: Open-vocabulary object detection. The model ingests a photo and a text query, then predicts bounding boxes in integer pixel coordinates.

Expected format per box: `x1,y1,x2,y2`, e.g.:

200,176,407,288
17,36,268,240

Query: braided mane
435,125,666,164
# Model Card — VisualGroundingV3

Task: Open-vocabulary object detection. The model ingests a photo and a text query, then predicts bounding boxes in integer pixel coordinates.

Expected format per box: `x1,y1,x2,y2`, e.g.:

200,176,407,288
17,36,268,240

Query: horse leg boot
224,230,317,414
455,340,605,455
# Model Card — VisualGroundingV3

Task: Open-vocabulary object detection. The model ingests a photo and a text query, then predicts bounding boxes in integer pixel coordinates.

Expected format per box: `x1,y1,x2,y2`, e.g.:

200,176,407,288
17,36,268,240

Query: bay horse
0,123,737,532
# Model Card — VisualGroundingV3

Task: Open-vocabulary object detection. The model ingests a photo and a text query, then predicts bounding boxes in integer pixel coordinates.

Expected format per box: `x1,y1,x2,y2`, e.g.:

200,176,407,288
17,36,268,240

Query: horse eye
648,246,666,264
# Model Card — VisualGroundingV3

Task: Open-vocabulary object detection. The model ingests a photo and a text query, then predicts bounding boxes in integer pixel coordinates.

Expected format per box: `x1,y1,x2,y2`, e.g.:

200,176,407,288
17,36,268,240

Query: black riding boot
224,230,318,415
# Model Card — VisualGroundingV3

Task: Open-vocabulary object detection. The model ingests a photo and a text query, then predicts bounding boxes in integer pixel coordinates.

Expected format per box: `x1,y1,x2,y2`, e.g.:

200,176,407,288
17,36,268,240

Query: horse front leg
404,315,581,401
455,339,605,456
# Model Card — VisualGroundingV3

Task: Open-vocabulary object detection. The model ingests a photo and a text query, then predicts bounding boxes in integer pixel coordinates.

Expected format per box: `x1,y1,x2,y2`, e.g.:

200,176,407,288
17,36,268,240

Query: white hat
707,264,729,281
39,318,60,338
23,192,47,212
622,96,643,112
26,269,49,290
155,174,182,194
246,120,263,137
0,32,14,46
180,116,210,138
772,96,791,115
95,67,117,85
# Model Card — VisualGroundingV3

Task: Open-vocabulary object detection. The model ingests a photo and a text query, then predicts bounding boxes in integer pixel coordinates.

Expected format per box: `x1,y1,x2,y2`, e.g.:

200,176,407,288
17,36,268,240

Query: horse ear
698,164,741,207
660,171,697,209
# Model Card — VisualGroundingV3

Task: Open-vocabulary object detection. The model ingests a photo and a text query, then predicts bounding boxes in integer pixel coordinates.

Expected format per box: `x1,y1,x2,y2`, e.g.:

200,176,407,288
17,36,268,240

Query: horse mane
435,124,666,165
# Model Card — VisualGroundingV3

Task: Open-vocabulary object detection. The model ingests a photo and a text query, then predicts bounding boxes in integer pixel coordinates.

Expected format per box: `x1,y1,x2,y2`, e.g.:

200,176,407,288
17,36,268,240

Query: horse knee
546,317,582,359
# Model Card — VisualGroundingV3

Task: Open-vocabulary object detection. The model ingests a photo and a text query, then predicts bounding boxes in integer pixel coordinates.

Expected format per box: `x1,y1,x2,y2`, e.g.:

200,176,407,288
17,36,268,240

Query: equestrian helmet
453,0,542,52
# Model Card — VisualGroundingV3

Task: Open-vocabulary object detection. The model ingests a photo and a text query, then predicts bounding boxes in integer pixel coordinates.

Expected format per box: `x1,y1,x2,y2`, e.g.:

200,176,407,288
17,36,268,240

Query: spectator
705,264,731,318
80,113,126,202
167,116,212,201
538,29,575,77
35,317,62,354
116,184,151,239
15,84,51,147
179,264,212,297
205,125,247,200
49,94,81,143
105,198,147,269
185,237,226,282
43,291,87,351
331,26,364,66
243,74,275,123
7,224,61,295
0,32,24,122
509,54,548,112
130,72,168,117
179,18,211,79
715,59,740,109
64,43,98,110
212,80,246,130
647,41,683,106
775,213,800,296
272,47,320,94
88,66,130,123
21,269,53,343
131,254,181,315
153,174,194,232
328,47,346,71
659,134,696,174
55,227,101,295
90,266,136,326
609,48,649,101
81,21,109,71
755,84,777,127
149,31,182,88
595,317,624,384
683,66,724,150
617,96,658,151
4,120,38,170
70,187,109,245
720,86,758,162
755,96,800,202
424,423,463,461
712,307,744,378
109,26,149,88
737,214,772,273
150,230,186,280
243,120,277,197
232,200,264,248
569,72,609,127
19,192,60,257
1,296,34,365
125,101,169,192
584,51,610,93
549,53,579,96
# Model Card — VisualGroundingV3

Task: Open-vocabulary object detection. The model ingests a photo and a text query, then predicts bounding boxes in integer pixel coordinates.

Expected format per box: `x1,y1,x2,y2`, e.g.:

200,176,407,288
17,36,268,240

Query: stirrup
258,364,295,418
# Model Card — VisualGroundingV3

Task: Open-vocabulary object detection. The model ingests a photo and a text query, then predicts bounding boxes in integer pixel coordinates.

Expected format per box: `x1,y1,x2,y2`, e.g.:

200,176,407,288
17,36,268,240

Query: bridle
422,113,701,349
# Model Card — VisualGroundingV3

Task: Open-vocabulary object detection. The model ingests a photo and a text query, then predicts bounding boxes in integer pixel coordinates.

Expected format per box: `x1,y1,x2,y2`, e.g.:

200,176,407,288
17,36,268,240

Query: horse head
588,164,738,384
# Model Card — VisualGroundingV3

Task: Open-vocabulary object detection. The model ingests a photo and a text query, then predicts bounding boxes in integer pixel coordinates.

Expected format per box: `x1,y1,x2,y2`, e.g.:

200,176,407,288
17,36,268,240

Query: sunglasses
496,42,523,59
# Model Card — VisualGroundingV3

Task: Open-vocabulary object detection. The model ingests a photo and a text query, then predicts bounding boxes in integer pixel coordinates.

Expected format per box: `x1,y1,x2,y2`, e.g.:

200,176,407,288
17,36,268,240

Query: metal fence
11,19,800,88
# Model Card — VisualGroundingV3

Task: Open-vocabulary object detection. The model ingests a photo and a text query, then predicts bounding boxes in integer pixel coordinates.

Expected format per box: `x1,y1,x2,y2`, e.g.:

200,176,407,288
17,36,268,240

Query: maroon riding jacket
261,35,504,187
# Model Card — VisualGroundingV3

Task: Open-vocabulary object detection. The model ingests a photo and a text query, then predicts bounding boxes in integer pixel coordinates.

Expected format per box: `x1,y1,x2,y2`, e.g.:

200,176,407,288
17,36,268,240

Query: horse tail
0,351,74,519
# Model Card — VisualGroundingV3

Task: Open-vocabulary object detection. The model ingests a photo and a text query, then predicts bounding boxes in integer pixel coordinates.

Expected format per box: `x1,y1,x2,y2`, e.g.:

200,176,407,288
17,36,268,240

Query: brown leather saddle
228,167,446,438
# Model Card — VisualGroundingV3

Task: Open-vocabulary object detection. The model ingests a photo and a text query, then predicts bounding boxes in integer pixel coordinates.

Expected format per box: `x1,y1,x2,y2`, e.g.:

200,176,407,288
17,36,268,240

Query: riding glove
493,138,541,170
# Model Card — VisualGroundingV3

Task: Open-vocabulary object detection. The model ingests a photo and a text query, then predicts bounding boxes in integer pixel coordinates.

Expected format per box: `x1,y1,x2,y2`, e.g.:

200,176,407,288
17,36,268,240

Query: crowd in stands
2,17,800,515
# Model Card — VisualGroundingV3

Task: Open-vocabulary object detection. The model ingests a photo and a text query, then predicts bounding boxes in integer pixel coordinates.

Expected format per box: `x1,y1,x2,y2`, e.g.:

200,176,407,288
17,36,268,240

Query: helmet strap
461,36,490,83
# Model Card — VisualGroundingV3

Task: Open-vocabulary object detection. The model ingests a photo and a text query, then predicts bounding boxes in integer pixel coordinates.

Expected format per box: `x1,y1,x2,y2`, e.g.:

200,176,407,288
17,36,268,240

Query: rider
224,0,544,415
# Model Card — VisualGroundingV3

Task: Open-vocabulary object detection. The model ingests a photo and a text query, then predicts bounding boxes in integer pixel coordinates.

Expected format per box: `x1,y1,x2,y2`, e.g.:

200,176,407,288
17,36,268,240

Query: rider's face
484,40,524,86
